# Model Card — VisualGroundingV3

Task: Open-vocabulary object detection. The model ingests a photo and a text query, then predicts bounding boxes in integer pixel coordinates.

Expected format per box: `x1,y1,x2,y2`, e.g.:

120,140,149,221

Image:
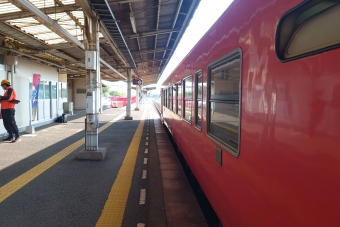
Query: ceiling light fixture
130,12,137,33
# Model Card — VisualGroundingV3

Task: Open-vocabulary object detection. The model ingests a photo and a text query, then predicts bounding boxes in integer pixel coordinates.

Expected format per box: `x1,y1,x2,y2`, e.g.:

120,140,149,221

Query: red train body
160,0,340,226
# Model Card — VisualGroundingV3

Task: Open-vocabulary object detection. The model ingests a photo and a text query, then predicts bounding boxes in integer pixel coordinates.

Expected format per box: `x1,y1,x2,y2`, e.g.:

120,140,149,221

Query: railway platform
0,101,207,227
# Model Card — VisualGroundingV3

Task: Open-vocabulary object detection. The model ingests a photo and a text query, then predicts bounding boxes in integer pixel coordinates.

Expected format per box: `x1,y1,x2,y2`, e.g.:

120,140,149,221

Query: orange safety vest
0,86,16,109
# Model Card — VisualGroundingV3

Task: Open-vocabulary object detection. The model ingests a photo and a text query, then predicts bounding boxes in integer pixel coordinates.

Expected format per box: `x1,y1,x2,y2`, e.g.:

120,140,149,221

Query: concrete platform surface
0,102,208,227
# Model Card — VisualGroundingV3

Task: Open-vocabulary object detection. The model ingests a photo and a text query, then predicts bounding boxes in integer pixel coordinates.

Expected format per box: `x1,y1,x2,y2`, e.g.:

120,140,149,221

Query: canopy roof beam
125,29,180,39
0,4,79,22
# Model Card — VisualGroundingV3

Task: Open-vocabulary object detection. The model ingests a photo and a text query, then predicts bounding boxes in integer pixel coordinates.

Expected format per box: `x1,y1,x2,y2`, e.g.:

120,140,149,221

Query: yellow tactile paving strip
0,112,126,203
96,109,147,227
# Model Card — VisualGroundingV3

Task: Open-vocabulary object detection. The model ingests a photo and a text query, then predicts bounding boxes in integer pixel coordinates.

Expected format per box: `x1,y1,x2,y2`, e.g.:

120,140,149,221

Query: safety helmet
1,79,10,86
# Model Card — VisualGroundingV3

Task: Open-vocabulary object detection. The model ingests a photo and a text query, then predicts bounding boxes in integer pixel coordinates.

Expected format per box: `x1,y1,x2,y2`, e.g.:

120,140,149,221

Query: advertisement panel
31,73,41,121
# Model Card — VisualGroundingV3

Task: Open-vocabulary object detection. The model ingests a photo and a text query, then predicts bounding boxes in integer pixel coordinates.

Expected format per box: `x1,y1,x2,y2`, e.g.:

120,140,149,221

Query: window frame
195,69,203,131
276,0,340,62
183,75,192,124
176,81,182,117
172,85,176,112
167,87,172,110
163,89,167,108
206,48,242,157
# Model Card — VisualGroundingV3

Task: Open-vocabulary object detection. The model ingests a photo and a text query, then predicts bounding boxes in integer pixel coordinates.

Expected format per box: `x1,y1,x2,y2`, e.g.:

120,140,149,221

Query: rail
152,99,161,116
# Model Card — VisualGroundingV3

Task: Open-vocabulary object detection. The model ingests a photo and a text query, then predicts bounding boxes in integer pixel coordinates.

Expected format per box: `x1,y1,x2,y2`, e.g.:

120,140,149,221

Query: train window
168,87,172,110
172,85,176,112
163,89,167,107
166,88,168,108
276,0,340,61
207,49,241,156
177,82,182,116
195,70,203,130
183,75,192,123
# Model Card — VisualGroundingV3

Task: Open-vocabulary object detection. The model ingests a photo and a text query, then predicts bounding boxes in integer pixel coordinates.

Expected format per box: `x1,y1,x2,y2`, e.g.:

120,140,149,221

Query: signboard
31,73,41,121
133,78,142,85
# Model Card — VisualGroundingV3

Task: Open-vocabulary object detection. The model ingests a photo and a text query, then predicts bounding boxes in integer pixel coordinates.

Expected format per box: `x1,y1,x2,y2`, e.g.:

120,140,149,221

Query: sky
155,0,234,88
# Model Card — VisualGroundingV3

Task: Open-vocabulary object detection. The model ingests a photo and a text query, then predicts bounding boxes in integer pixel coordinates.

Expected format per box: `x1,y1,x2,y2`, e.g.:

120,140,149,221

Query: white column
135,84,139,111
99,81,103,114
125,68,133,120
84,17,100,151
10,65,14,88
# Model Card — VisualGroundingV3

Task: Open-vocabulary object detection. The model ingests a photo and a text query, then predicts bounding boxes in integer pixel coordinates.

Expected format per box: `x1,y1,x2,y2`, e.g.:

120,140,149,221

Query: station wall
0,57,66,136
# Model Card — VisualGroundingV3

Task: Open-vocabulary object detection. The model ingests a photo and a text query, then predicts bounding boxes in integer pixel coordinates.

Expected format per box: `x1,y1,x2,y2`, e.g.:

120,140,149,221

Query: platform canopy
0,0,200,85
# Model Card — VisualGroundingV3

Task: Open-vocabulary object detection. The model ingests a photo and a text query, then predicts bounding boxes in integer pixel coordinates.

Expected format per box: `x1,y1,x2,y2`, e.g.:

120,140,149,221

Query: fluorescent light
130,12,137,33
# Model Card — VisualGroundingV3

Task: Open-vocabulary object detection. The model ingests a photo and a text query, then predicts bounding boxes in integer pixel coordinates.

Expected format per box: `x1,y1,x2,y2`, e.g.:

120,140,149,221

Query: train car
159,0,340,226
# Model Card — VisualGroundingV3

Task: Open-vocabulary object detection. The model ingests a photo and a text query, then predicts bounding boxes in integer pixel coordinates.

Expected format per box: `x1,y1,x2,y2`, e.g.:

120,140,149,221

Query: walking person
0,79,20,142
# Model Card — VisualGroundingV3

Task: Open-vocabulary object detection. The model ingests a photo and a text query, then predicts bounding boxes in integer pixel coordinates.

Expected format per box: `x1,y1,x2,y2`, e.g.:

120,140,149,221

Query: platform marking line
142,170,147,179
96,109,147,227
137,223,145,227
145,142,148,146
144,149,148,154
146,137,149,140
139,189,146,205
0,112,126,203
143,158,148,165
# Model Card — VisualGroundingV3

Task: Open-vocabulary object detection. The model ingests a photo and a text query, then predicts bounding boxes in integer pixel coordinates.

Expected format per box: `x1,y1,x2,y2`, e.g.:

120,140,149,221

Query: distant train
157,0,340,226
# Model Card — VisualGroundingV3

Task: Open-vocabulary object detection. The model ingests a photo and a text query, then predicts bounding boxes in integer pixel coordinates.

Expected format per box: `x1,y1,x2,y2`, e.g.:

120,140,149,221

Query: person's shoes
12,136,21,143
2,137,13,142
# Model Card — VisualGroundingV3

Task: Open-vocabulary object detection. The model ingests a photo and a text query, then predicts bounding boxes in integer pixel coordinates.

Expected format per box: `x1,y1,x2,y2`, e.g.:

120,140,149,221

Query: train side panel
162,0,340,226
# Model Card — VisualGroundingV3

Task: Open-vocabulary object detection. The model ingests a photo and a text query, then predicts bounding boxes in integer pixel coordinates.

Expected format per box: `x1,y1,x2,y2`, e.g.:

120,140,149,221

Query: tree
102,86,110,97
109,90,125,97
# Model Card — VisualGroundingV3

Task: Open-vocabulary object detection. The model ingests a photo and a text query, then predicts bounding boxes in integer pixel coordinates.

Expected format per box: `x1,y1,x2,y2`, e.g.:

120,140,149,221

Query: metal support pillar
135,84,139,111
78,14,106,160
125,68,133,120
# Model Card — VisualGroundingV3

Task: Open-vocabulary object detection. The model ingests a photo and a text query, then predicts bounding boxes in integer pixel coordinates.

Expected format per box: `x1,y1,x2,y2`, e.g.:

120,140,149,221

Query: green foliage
109,90,125,97
102,86,110,97
102,86,125,97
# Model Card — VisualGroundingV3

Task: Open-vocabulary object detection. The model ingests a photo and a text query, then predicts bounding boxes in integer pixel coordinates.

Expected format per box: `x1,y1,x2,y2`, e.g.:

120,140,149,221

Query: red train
158,0,340,226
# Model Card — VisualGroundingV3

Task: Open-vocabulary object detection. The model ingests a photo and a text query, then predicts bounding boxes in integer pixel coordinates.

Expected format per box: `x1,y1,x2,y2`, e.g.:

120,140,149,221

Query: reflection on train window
177,82,182,116
183,75,192,123
195,70,203,129
276,0,340,61
207,49,241,155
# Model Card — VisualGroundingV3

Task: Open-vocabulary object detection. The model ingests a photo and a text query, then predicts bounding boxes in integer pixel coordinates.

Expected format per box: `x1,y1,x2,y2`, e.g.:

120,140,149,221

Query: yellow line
96,109,147,227
0,112,126,203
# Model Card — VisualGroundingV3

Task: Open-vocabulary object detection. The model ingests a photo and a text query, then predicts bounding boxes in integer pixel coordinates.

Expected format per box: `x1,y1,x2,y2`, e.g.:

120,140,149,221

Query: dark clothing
1,109,19,138
1,85,19,138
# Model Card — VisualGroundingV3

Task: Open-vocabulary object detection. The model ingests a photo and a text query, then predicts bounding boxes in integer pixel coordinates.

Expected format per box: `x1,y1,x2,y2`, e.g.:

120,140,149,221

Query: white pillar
99,81,103,114
135,84,139,111
10,65,14,88
26,77,35,134
84,16,100,151
125,68,133,120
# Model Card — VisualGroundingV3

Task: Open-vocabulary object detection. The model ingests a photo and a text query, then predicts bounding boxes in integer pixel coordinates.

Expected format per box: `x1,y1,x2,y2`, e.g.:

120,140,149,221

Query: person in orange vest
0,79,20,142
